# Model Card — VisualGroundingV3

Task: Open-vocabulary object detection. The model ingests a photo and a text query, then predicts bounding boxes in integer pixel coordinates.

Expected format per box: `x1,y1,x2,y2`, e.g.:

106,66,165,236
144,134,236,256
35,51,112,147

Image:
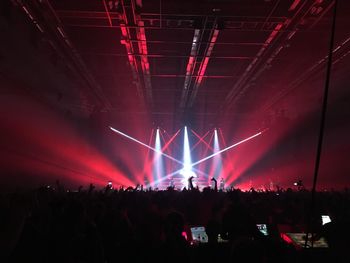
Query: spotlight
109,126,182,165
182,126,194,186
191,130,263,167
294,180,304,191
153,128,164,182
106,181,113,190
294,180,303,187
212,129,223,179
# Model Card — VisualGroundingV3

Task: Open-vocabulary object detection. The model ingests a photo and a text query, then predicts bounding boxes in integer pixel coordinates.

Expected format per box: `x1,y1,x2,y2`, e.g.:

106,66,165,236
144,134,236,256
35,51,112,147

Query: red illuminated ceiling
2,0,350,189
10,0,350,131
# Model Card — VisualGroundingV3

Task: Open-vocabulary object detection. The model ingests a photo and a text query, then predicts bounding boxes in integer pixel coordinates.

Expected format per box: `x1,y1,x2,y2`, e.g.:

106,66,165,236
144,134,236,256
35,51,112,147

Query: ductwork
180,29,201,108
188,28,220,107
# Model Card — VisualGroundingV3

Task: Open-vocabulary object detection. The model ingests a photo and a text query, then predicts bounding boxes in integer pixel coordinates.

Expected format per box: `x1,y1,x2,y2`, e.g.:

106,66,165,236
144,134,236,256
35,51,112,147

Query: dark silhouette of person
221,203,262,241
188,176,195,190
317,208,350,262
161,211,190,262
211,177,218,192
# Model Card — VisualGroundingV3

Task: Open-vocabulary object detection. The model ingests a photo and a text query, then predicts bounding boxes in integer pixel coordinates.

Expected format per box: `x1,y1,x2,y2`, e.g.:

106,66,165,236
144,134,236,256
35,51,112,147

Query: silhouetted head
222,204,259,241
206,219,220,243
164,211,185,241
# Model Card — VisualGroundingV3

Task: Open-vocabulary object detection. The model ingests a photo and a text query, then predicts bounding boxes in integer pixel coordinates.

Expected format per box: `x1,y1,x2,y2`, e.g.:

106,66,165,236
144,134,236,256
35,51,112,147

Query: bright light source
110,126,205,188
181,126,195,186
192,131,262,167
183,127,192,172
109,126,182,165
212,129,223,180
110,126,263,189
162,130,263,180
153,128,164,182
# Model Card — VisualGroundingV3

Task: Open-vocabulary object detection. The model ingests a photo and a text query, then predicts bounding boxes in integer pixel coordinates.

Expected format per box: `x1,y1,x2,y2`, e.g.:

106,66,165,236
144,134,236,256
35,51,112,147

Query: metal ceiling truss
111,0,153,106
180,16,220,109
14,0,112,111
56,10,290,33
221,0,335,113
261,34,350,113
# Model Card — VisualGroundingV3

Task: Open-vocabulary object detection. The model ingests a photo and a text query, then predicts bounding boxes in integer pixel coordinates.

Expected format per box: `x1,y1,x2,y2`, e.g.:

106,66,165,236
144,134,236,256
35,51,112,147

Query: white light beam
161,130,263,180
191,131,262,167
109,126,182,165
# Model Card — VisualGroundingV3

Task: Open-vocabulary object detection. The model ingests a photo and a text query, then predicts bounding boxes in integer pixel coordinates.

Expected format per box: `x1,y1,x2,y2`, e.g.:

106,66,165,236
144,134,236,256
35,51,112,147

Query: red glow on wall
0,95,134,189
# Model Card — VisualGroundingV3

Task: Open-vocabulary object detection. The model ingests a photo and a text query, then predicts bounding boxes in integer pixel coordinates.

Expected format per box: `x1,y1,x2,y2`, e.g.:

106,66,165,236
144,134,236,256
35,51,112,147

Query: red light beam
162,129,181,153
192,131,263,167
161,130,264,181
191,129,213,152
110,126,182,165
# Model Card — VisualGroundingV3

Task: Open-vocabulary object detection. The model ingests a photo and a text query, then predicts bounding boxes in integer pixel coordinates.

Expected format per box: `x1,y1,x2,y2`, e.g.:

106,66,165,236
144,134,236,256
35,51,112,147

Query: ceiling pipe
118,0,153,105
64,22,313,32
130,0,153,105
136,19,153,104
308,0,335,30
289,0,302,12
179,28,202,108
81,52,253,60
55,9,290,33
17,0,112,111
261,34,350,112
125,40,265,46
258,0,340,112
44,1,112,110
118,0,144,100
224,22,284,107
188,28,220,107
21,5,44,33
102,0,113,26
222,0,324,111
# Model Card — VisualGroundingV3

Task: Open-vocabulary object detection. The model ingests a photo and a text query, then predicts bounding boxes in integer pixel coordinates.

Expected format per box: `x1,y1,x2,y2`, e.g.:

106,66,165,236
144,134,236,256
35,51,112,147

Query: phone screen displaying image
190,226,208,243
257,224,269,236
